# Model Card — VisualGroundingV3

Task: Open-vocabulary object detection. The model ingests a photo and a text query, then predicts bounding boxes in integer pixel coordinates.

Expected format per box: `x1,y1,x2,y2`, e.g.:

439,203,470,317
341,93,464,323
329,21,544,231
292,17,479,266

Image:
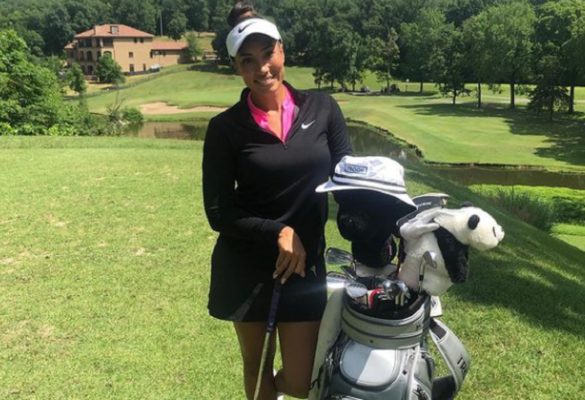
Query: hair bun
227,1,257,28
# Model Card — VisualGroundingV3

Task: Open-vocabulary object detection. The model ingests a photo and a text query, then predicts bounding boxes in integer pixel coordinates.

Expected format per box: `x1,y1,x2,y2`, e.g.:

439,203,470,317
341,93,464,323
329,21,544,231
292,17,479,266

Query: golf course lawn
1,136,584,399
84,65,585,171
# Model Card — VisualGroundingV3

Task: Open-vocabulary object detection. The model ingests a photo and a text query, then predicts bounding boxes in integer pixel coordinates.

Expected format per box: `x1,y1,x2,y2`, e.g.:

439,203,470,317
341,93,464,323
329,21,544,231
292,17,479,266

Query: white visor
226,18,282,58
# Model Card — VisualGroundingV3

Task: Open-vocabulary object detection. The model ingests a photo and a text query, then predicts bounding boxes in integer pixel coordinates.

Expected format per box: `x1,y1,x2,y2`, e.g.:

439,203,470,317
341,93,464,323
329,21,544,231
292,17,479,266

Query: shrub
492,188,557,231
121,107,144,125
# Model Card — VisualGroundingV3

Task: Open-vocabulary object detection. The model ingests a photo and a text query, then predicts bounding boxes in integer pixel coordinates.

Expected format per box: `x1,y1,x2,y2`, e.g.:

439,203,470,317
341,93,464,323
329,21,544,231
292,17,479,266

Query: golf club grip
266,280,282,333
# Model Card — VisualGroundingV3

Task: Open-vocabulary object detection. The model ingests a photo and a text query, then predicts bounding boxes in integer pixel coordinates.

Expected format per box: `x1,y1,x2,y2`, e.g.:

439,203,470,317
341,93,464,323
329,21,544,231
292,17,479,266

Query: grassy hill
0,135,583,399
84,65,585,171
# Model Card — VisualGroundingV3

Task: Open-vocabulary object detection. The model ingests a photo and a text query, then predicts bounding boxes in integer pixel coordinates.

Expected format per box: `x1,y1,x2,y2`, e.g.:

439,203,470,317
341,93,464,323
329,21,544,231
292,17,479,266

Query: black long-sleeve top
202,82,352,276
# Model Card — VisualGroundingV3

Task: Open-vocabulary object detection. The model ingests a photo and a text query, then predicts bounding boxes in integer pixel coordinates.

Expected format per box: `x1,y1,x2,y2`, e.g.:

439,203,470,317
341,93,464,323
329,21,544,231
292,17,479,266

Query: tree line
1,0,584,123
210,0,584,119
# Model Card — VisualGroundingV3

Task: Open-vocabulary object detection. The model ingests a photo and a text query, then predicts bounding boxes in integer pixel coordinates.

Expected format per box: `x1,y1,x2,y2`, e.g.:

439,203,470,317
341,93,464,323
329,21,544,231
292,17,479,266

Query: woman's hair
227,1,258,28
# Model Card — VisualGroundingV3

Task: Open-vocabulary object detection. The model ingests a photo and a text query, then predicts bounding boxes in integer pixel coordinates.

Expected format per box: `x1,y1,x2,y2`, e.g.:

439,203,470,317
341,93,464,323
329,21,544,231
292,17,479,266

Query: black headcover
335,190,414,268
434,227,469,283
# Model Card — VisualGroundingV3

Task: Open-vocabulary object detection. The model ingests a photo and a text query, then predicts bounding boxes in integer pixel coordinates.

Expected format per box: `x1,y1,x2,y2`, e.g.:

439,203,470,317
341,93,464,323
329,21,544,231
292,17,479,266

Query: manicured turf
1,136,583,399
552,223,585,252
84,66,585,171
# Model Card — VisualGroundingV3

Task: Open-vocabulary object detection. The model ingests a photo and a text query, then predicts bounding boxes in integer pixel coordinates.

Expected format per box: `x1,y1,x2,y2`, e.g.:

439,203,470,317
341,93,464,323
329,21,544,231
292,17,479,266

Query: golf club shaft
253,280,282,400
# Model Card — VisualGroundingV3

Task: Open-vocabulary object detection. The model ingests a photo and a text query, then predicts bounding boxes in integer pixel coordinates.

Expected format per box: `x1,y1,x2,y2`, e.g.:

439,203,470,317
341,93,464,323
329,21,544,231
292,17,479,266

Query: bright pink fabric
247,86,295,142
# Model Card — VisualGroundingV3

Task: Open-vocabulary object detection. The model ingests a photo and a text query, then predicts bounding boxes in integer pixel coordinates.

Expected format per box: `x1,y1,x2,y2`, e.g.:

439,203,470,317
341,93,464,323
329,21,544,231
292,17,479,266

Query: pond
127,121,585,190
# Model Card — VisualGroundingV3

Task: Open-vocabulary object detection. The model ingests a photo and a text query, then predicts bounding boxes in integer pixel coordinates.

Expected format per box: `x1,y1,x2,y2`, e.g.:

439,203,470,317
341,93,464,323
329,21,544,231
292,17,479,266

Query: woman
202,2,352,399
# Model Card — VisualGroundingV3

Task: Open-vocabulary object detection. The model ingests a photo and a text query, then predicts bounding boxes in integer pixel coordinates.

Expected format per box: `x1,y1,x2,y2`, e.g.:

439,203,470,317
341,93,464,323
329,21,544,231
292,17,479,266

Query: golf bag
308,272,470,400
311,156,504,400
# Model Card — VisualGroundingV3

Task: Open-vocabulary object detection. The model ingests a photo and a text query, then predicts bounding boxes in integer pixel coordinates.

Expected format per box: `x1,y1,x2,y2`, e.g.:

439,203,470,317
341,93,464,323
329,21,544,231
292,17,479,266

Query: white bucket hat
226,18,282,58
316,155,416,209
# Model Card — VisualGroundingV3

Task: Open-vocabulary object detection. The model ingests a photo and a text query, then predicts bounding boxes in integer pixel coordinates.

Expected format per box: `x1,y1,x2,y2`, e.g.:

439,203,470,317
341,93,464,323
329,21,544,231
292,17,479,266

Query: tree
167,11,188,40
535,0,585,114
95,53,125,85
185,32,202,62
528,51,570,121
67,63,87,96
185,0,209,32
0,29,68,135
371,29,400,91
435,25,470,105
42,4,75,55
111,0,158,33
400,8,451,93
210,0,233,64
477,1,535,109
463,8,497,108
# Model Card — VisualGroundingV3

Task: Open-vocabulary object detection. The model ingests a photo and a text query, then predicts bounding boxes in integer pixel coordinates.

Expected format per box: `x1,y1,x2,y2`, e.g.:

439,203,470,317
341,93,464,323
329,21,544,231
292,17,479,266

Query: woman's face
235,35,285,95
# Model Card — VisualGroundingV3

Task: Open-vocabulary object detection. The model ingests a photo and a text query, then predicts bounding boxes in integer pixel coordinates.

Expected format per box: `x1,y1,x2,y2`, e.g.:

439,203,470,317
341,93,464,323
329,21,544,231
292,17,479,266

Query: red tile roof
75,24,154,39
152,41,188,51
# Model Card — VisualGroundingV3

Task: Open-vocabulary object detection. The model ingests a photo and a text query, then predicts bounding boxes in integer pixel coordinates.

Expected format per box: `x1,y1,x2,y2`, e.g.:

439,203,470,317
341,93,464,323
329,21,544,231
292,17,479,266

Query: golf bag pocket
324,338,434,400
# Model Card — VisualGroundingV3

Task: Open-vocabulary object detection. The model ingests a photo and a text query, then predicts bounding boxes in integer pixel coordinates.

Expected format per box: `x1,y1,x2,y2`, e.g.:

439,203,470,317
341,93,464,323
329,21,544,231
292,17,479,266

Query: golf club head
341,265,358,280
345,282,368,299
382,279,411,299
325,247,355,266
423,251,438,269
326,271,351,290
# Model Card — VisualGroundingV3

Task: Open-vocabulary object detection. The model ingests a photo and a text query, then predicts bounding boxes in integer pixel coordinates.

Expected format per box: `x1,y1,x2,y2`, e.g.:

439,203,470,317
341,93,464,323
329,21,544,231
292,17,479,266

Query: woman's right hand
274,226,306,284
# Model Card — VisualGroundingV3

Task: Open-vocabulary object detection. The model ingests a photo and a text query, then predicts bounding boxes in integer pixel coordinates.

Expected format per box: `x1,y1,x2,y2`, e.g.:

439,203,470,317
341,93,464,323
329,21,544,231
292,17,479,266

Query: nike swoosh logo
238,22,254,33
301,120,315,129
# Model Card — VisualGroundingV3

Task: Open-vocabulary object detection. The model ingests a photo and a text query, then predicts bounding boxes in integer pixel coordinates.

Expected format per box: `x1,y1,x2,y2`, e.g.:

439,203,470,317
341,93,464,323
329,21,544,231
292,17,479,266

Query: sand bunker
140,102,226,115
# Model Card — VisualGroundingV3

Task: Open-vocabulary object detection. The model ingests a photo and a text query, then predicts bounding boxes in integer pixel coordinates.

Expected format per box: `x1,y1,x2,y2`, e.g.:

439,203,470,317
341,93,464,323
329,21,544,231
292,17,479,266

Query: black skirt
207,236,328,322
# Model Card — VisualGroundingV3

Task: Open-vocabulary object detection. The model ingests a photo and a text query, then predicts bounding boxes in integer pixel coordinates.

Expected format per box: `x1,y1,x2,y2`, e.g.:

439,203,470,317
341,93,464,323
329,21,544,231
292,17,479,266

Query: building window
162,51,166,57
104,51,112,57
79,51,84,61
143,64,146,71
140,38,144,43
87,65,94,75
134,38,137,43
103,38,113,46
97,51,101,59
129,64,135,73
110,25,119,34
129,52,134,58
86,51,93,61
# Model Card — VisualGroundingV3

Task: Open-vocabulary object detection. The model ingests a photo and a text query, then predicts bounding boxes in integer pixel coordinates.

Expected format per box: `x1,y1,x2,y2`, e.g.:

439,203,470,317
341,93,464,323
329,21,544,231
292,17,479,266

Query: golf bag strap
308,290,344,400
430,318,471,398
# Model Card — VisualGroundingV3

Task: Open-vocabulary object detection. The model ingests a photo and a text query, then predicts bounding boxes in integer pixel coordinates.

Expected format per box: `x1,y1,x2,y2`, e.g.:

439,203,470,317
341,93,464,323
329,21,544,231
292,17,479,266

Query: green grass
1,136,584,399
552,223,585,252
469,184,585,250
84,66,585,171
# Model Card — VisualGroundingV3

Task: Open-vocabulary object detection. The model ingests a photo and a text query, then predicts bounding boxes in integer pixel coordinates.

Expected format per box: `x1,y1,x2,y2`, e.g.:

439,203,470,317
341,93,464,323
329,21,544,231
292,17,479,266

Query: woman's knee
276,369,311,398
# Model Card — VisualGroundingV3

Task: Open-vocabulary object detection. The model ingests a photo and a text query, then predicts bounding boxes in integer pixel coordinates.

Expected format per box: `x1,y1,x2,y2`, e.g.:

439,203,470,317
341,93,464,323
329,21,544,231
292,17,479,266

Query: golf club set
304,156,505,400
325,254,410,312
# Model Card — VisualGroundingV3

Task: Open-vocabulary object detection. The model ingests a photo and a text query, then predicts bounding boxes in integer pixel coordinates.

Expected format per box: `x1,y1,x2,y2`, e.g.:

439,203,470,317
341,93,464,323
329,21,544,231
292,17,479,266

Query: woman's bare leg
234,322,278,400
275,321,321,399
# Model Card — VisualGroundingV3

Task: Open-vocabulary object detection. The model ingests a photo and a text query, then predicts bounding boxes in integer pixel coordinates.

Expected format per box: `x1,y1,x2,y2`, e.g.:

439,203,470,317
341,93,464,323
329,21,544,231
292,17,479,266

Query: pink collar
247,86,296,142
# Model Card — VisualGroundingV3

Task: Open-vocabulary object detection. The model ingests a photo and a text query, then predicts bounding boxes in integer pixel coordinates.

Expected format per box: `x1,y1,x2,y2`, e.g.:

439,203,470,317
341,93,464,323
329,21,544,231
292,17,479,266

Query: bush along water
470,185,585,231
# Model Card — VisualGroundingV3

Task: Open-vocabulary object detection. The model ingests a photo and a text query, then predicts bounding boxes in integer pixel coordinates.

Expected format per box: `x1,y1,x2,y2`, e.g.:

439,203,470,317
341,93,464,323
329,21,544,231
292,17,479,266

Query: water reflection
129,121,585,190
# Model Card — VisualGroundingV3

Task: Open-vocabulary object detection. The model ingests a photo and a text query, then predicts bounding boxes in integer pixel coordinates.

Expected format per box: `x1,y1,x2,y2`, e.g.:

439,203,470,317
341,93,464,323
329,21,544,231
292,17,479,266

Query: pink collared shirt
247,86,296,142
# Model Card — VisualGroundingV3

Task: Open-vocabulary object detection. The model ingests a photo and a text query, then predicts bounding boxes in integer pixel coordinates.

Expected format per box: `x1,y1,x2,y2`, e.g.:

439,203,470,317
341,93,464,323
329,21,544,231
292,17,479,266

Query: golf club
253,279,282,400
